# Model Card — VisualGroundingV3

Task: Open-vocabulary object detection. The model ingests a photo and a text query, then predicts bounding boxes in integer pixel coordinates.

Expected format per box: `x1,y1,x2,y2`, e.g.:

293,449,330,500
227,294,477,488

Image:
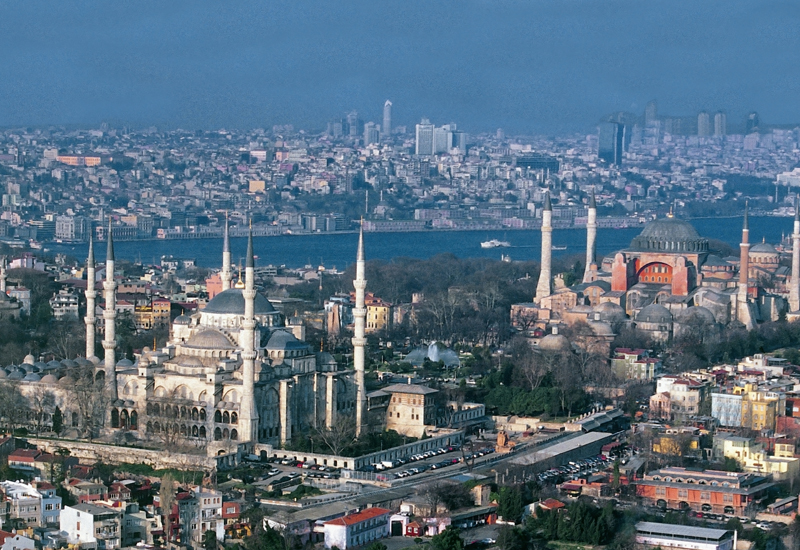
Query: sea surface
46,216,793,270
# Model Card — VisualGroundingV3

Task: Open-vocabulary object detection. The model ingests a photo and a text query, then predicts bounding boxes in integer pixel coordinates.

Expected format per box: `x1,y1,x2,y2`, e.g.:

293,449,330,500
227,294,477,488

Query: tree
430,527,464,550
52,406,63,435
0,381,30,433
203,530,218,550
28,384,56,434
67,364,108,440
497,486,524,523
497,526,528,550
159,473,177,543
311,412,357,456
365,543,387,550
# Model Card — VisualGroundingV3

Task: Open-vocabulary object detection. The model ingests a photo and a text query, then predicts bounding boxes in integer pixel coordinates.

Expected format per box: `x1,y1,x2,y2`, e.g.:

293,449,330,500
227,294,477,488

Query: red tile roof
324,507,391,527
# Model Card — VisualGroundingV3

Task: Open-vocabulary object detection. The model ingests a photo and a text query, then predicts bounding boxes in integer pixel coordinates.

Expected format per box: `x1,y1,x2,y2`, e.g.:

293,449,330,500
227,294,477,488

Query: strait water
46,216,793,270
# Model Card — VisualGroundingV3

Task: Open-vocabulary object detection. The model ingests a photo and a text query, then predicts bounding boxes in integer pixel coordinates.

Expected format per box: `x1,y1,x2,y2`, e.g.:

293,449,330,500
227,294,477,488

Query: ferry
552,245,567,251
481,239,511,249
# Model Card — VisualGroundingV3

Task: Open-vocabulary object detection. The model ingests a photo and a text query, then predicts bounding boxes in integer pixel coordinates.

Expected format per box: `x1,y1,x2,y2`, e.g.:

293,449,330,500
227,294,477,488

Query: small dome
589,320,615,338
117,358,134,367
636,304,673,324
34,361,47,369
176,356,205,368
7,371,24,380
61,359,78,368
88,356,101,365
676,306,716,325
23,354,35,364
23,373,41,382
0,369,7,379
40,374,59,384
76,358,94,367
185,329,235,349
750,242,778,254
173,314,192,325
46,360,62,369
539,330,572,352
59,376,76,387
265,330,308,352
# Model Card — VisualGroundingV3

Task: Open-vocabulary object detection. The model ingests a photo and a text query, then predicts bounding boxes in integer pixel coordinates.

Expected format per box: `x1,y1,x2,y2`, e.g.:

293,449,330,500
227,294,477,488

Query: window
656,487,666,496
724,494,733,503
701,492,710,500
678,489,688,498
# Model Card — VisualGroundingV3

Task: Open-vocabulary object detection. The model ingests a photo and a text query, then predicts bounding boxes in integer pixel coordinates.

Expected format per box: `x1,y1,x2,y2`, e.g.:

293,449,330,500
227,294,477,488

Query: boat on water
481,239,511,249
552,245,567,251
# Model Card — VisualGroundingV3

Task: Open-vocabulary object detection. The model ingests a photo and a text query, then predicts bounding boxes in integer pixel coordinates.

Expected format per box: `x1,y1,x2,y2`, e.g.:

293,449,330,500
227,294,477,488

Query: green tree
497,486,524,523
365,543,387,550
430,527,464,550
496,526,527,550
203,530,218,550
52,406,63,434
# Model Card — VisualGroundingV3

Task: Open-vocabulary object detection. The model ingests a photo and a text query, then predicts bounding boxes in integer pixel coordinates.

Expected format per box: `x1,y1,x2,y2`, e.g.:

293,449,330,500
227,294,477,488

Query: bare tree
28,384,56,435
68,365,109,441
50,319,86,359
159,472,177,544
0,381,30,433
311,412,357,456
510,337,549,391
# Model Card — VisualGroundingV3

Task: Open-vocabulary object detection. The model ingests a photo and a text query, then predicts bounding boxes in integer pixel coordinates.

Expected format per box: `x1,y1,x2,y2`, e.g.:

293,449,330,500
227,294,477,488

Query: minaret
536,192,553,301
0,257,7,295
790,197,800,312
239,228,259,445
583,188,597,283
738,202,752,327
352,224,367,437
221,213,232,292
103,221,118,399
85,236,97,359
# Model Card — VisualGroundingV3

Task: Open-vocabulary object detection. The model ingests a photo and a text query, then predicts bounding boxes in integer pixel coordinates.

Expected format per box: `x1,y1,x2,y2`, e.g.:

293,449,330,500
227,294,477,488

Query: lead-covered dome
203,288,276,315
539,331,572,352
630,217,708,253
185,329,235,349
636,304,673,324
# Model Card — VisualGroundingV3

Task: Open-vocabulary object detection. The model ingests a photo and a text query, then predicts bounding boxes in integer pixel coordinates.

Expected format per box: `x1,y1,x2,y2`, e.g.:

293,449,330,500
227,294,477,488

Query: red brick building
636,467,772,516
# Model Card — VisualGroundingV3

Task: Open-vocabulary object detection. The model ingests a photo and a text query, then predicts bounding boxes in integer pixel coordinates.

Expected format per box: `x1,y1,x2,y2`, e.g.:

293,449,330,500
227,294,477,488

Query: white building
0,530,35,550
323,508,391,549
177,488,224,549
0,481,61,528
60,503,123,550
635,522,734,550
50,288,80,320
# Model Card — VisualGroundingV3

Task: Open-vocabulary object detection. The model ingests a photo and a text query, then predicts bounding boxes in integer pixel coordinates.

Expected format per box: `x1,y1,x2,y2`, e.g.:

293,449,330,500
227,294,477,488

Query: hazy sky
1,1,798,134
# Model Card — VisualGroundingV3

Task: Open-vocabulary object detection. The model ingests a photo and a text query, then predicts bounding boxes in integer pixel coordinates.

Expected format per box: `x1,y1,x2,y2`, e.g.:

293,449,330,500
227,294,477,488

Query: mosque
515,192,800,345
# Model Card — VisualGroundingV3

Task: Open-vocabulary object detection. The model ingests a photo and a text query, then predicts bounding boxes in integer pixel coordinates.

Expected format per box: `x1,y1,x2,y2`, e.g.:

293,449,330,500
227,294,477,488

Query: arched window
130,411,138,430
199,426,207,438
214,427,222,441
223,428,229,439
192,425,199,437
214,410,222,423
231,412,238,424
111,409,120,428
222,411,230,424
153,404,160,416
200,409,206,421
146,422,153,433
192,408,199,421
153,421,161,433
180,406,187,419
146,403,153,415
231,429,238,441
120,410,129,429
180,424,187,437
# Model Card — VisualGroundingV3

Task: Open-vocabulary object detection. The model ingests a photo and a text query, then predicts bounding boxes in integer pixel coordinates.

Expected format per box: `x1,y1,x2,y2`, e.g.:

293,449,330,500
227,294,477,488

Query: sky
0,1,798,134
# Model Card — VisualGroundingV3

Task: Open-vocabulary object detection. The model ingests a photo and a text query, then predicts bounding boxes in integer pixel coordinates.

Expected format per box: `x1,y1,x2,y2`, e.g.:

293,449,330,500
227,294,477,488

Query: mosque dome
173,314,192,325
589,320,615,338
265,330,308,352
40,374,59,384
176,356,205,368
751,241,778,254
61,359,78,368
23,373,40,382
595,301,626,321
676,306,716,325
7,370,23,380
185,329,235,349
46,360,61,369
630,217,708,253
23,354,35,364
75,358,94,367
59,376,76,387
203,288,276,315
0,369,7,379
539,330,572,352
116,358,134,368
636,304,673,324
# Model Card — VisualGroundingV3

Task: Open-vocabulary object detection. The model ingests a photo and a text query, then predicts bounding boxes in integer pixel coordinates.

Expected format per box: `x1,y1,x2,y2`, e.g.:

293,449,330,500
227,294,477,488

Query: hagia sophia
514,191,800,347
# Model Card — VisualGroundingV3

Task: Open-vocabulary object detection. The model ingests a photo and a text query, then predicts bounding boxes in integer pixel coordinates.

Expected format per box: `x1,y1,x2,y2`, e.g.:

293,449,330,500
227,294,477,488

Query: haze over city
1,1,799,133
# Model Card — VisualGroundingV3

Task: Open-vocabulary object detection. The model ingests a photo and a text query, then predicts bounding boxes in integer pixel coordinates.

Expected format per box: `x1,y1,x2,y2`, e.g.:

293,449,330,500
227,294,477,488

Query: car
480,539,496,545
267,468,280,476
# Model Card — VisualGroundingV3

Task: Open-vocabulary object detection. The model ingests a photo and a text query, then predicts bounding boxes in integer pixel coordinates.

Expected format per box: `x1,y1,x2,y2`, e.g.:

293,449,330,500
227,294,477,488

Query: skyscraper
746,112,760,134
363,122,380,145
697,111,711,137
383,100,392,138
347,111,362,138
433,126,450,154
645,100,658,126
598,122,624,166
714,111,727,137
415,118,434,156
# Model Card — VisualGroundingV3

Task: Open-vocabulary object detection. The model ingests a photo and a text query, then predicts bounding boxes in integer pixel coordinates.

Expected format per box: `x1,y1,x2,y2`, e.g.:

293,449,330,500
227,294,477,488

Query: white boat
552,245,567,251
481,239,511,249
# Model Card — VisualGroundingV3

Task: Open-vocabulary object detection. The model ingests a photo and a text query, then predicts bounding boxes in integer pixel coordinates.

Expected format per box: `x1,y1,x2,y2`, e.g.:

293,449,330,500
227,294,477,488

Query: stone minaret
0,257,7,295
85,236,97,359
239,228,259,445
352,225,367,437
536,192,553,301
738,202,753,327
103,221,118,399
583,188,597,283
791,197,800,312
221,213,232,292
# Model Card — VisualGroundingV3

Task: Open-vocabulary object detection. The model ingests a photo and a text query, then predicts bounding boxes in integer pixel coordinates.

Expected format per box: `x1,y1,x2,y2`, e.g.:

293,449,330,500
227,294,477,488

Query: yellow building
249,180,266,193
714,433,799,480
736,384,785,432
383,384,438,438
365,293,392,333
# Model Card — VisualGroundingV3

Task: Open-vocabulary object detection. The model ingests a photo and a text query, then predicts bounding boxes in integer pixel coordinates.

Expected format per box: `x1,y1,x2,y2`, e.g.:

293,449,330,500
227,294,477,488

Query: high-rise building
449,130,467,154
433,126,450,154
746,112,760,134
645,100,658,126
598,122,625,166
363,122,380,145
382,100,392,138
697,111,711,137
714,111,727,136
347,111,362,138
415,118,435,156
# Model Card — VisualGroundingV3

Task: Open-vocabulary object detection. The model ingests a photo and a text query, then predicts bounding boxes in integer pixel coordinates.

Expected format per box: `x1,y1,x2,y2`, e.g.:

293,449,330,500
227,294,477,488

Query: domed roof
59,375,76,387
539,330,572,352
116,358,134,368
40,374,59,384
589,320,615,337
596,301,626,315
75,358,94,367
265,330,308,351
676,306,716,325
750,241,778,254
185,329,235,349
636,304,673,324
61,359,78,368
203,288,276,315
46,360,61,369
630,216,708,252
7,370,23,380
23,354,35,364
23,373,40,382
0,369,7,379
173,314,192,325
176,356,205,368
